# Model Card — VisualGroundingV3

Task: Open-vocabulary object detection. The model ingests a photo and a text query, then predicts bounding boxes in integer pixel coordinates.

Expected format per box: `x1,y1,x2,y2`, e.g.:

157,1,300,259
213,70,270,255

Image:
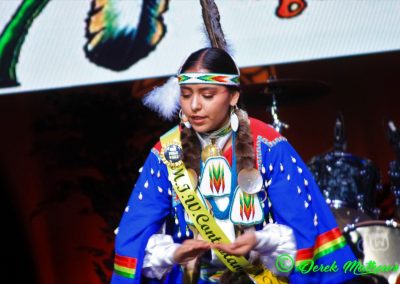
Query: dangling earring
179,109,191,128
230,105,239,132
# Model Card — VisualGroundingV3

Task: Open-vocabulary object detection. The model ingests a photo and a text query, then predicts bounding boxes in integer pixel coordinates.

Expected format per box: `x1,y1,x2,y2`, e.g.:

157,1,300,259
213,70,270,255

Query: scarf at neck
195,119,232,152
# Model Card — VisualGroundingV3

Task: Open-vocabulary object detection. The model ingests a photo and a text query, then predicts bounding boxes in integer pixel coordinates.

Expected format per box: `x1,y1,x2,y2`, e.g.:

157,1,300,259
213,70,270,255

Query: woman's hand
211,232,257,256
173,239,211,264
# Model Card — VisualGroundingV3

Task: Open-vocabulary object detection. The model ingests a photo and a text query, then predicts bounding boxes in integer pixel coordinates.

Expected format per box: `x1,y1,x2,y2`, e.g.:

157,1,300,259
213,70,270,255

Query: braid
181,125,201,176
234,109,256,173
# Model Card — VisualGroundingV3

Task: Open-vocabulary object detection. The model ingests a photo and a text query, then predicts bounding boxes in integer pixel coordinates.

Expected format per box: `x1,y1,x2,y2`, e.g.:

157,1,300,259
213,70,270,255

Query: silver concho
238,168,263,194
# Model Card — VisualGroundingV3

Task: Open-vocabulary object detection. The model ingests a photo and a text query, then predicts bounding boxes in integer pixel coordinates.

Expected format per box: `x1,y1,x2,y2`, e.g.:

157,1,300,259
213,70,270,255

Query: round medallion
201,144,221,162
238,168,263,194
160,142,183,168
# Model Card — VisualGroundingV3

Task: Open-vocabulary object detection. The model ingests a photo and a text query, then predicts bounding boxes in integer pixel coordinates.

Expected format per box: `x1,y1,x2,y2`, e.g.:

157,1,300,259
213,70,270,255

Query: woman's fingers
173,239,211,263
212,242,248,256
211,233,257,256
174,233,257,262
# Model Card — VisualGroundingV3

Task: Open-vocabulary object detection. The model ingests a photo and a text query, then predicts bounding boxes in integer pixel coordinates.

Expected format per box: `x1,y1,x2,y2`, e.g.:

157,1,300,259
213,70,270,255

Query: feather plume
142,76,180,121
200,0,227,50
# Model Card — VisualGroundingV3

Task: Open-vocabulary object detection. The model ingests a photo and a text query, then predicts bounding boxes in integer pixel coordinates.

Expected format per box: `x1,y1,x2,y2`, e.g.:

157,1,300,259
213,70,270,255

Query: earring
179,109,191,128
230,105,239,132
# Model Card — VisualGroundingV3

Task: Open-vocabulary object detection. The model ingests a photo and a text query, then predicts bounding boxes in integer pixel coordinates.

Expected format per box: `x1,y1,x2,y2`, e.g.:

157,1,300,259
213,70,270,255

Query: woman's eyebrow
181,86,193,91
181,86,218,92
198,87,217,92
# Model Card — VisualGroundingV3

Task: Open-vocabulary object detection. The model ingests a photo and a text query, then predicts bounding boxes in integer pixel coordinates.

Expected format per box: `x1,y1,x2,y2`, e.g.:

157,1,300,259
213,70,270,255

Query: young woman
111,48,357,284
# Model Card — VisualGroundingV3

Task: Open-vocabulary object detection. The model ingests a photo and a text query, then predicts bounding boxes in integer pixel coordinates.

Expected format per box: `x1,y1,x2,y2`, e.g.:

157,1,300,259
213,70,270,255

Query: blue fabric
111,151,172,284
260,139,357,284
163,265,183,284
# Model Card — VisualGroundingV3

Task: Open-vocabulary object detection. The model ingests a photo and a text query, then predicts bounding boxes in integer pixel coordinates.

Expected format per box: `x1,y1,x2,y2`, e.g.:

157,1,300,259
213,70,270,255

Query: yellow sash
160,126,288,283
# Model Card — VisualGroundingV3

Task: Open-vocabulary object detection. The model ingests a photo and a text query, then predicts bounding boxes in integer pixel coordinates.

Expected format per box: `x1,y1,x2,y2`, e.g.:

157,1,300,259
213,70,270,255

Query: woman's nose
190,95,201,111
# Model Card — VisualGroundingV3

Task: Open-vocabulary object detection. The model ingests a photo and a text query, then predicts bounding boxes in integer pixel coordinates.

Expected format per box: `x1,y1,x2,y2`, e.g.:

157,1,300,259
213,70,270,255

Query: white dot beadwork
314,214,318,226
291,156,296,163
168,189,172,196
287,174,291,181
157,170,161,178
297,186,302,194
304,200,309,208
269,164,273,171
114,227,119,235
150,168,154,175
125,206,129,212
280,163,284,172
261,165,266,174
304,179,309,186
138,192,143,200
308,194,312,201
158,186,163,193
144,180,149,188
139,167,143,173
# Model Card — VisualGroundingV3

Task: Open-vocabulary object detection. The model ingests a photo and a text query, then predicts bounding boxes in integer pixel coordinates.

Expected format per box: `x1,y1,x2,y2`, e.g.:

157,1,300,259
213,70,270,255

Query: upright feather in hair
200,0,227,50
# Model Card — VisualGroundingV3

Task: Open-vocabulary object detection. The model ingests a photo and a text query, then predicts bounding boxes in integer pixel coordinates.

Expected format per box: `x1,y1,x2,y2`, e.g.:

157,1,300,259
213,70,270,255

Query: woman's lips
191,116,207,124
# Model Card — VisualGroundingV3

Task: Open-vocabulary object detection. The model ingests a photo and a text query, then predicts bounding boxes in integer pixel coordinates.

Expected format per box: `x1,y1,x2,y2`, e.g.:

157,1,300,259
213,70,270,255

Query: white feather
142,76,181,121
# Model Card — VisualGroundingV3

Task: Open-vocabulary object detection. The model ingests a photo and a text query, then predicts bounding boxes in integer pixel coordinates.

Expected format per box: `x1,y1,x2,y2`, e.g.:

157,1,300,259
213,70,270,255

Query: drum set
242,79,400,284
308,114,400,284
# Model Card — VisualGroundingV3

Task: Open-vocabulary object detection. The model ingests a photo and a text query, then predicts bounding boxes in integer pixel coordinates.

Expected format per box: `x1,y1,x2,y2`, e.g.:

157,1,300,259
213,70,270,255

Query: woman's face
179,69,239,133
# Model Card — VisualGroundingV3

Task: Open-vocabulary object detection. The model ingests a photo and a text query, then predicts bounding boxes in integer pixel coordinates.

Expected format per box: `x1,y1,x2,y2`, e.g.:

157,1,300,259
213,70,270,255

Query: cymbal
240,78,330,106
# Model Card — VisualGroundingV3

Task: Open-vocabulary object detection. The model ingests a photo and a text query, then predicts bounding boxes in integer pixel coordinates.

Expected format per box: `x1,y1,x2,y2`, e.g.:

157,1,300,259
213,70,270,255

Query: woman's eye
181,93,192,98
202,94,214,99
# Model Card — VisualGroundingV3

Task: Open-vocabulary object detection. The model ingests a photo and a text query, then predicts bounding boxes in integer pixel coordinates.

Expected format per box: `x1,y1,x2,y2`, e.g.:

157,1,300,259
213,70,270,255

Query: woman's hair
180,47,255,176
180,47,240,94
180,47,238,75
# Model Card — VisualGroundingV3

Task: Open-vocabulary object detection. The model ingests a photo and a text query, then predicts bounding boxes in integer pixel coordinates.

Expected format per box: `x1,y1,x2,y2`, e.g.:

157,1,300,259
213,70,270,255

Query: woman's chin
191,124,211,133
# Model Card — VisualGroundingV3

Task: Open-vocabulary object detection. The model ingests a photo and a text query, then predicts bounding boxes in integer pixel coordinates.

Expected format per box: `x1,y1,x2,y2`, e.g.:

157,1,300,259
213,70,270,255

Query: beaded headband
142,50,241,121
178,72,240,86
